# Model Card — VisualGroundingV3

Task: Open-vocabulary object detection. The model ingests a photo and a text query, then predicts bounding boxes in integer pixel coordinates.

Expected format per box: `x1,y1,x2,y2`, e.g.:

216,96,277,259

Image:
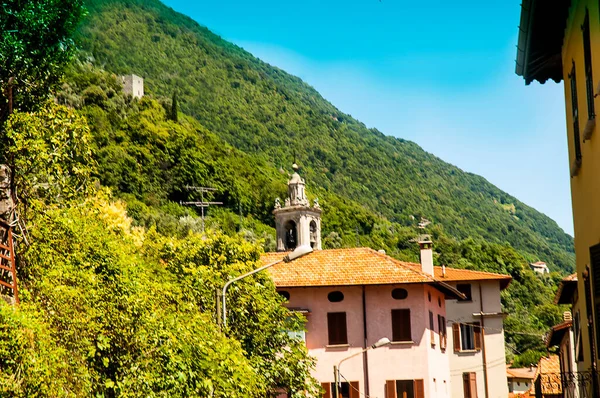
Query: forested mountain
74,0,575,274
1,1,571,393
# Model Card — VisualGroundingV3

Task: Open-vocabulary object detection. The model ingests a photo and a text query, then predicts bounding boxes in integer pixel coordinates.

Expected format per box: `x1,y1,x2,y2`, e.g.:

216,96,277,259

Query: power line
180,186,223,233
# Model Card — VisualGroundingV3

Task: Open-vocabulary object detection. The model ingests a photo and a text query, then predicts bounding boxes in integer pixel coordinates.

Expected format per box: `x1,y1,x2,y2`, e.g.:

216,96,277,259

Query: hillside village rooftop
261,247,511,290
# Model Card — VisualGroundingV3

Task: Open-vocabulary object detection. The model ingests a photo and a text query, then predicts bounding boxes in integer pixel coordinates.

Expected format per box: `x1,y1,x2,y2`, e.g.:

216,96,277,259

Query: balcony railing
539,371,599,398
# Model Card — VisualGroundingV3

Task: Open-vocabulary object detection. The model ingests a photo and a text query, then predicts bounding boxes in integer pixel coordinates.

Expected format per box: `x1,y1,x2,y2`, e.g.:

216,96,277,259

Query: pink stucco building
263,246,461,398
265,165,512,397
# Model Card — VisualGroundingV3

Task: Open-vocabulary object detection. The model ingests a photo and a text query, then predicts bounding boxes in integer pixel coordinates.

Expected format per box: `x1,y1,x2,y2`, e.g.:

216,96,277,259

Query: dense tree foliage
1,103,320,397
0,0,85,124
75,0,575,273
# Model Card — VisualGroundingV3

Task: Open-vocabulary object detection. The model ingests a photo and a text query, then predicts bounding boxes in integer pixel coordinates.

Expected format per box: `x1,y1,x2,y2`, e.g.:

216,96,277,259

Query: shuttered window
327,312,348,345
462,372,478,398
453,322,481,352
590,244,600,359
570,62,582,162
429,311,435,332
385,380,424,398
321,382,359,398
322,383,331,398
583,8,595,120
438,315,447,351
391,309,412,342
584,267,596,361
429,311,435,346
438,315,446,335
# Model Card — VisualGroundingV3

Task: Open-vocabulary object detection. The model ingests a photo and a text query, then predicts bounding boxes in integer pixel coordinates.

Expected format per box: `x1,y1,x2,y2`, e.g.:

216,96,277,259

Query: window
327,291,344,302
438,315,446,335
391,288,408,300
284,220,297,250
574,310,583,362
391,309,412,342
438,315,447,351
385,380,424,398
429,311,435,346
309,220,317,248
462,372,477,398
327,312,348,345
570,62,582,162
321,381,359,398
452,322,481,352
457,284,472,301
584,266,596,360
583,9,595,120
590,244,600,359
278,290,290,301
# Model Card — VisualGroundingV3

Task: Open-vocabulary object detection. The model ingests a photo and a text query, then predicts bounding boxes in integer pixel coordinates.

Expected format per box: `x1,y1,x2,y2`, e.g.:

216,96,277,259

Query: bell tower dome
274,164,322,251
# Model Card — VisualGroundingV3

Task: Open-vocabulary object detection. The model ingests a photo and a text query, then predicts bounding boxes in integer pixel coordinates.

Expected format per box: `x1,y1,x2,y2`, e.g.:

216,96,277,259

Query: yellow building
516,0,600,392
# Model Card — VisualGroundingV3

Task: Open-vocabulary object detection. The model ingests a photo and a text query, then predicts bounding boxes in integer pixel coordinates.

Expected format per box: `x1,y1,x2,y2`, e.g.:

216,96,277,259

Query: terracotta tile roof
431,266,512,289
507,366,537,380
554,273,577,305
531,261,547,266
261,248,512,290
563,273,578,281
546,320,573,348
534,355,562,395
262,248,433,287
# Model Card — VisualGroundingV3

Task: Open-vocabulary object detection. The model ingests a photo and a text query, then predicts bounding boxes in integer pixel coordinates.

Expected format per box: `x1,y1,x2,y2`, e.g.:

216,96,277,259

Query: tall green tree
0,0,85,124
171,90,178,122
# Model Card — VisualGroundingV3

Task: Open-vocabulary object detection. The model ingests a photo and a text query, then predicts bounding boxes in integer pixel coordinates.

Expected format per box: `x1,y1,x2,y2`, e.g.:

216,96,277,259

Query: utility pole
180,186,223,233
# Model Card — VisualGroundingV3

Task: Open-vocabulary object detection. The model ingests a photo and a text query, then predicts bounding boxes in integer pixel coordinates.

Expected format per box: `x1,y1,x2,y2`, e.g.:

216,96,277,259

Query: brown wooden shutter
453,323,461,352
327,312,348,345
414,379,424,398
321,382,331,398
349,382,360,398
392,309,411,342
590,243,600,358
385,380,397,398
473,322,482,351
462,373,471,398
469,373,478,398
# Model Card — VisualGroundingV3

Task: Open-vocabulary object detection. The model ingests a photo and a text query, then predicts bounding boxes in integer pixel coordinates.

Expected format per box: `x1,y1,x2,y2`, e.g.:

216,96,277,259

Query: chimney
419,235,434,276
563,311,573,322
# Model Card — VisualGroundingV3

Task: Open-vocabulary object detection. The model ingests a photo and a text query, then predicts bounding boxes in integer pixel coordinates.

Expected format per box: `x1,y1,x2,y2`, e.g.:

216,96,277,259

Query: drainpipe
362,285,370,396
479,282,489,398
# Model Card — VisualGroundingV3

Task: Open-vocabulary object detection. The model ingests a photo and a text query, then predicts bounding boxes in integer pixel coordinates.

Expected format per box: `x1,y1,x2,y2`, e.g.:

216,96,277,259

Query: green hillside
57,56,561,369
74,0,574,273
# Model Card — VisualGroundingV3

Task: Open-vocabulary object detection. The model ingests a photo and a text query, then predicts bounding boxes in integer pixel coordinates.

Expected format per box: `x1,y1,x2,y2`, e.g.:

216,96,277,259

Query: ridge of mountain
74,0,574,272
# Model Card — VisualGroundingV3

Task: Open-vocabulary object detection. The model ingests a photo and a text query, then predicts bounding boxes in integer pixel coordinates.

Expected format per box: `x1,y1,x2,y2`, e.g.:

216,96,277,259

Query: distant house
529,262,550,275
506,366,536,397
121,74,144,99
265,165,512,398
435,267,511,398
533,356,562,398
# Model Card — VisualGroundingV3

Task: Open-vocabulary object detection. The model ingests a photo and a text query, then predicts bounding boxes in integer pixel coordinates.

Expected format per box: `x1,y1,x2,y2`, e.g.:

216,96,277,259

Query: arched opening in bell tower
310,220,317,248
284,220,297,250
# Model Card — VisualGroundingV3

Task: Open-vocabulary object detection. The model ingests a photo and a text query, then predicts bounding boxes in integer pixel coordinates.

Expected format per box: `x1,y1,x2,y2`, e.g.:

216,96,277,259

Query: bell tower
274,164,322,251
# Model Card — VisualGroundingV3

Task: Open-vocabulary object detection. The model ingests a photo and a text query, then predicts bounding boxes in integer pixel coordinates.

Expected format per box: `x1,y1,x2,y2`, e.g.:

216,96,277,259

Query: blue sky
162,0,572,235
